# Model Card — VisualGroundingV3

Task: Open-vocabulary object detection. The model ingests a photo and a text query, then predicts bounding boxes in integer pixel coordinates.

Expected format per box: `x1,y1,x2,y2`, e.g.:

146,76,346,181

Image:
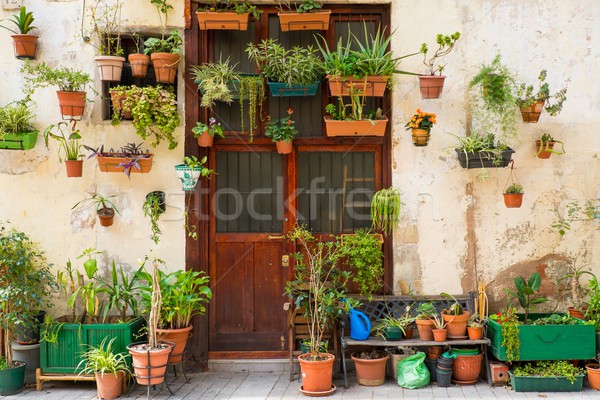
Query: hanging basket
278,10,331,31
411,128,430,146
520,100,545,123
418,75,446,99
502,160,524,208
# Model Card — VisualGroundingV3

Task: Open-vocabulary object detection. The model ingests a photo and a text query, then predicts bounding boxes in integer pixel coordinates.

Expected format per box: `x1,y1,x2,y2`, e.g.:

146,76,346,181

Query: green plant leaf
528,272,541,291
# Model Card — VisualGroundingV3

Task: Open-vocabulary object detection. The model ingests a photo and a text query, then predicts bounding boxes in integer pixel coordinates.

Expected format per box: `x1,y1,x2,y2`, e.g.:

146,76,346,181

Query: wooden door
209,151,289,356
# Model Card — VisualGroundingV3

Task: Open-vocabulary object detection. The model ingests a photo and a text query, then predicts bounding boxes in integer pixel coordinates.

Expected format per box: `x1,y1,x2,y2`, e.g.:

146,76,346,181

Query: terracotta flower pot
278,10,331,31
196,11,250,30
109,90,132,120
128,53,150,78
432,328,447,342
536,140,555,159
95,371,123,400
56,91,86,119
403,327,414,339
467,326,483,340
97,207,115,227
351,352,389,386
156,325,193,364
196,129,214,147
452,353,482,383
442,311,470,338
567,307,586,320
503,193,524,208
65,160,83,177
418,75,446,99
127,343,174,386
411,128,430,147
298,353,334,393
327,75,390,97
520,100,545,123
323,117,388,137
415,318,435,341
427,346,443,360
95,55,126,82
586,363,600,390
150,53,181,84
11,34,38,59
275,140,293,154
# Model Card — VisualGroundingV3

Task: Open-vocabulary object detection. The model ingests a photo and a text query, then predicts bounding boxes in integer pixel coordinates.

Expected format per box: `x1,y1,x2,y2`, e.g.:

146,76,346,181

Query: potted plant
0,6,38,59
586,353,600,390
77,338,130,400
265,108,298,154
510,361,585,392
452,132,514,170
415,302,436,341
136,267,211,365
284,226,350,396
192,117,224,147
246,38,325,97
351,350,389,387
277,0,331,31
143,191,165,245
86,0,125,82
558,258,595,319
317,23,419,97
324,101,387,137
0,100,38,150
175,155,214,191
468,54,518,138
72,193,120,227
431,312,448,342
418,32,460,99
370,187,401,236
23,62,94,120
128,33,150,78
516,70,567,123
0,223,55,395
467,313,484,340
196,0,262,31
144,30,183,84
372,313,415,340
536,132,564,159
339,229,383,297
85,142,154,177
584,276,600,351
43,122,85,177
113,85,179,149
405,109,437,147
440,292,470,338
503,183,524,209
127,256,174,387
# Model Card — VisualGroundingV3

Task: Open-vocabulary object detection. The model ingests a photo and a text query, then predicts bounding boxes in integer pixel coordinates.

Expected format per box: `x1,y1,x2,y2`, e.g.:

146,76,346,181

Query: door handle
268,235,284,240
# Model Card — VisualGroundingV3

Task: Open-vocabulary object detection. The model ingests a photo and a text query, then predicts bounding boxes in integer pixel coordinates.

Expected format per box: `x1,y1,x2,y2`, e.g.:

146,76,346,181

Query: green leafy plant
505,272,547,324
405,109,437,133
67,248,105,323
77,337,130,379
420,32,460,76
72,193,120,221
183,155,214,177
0,100,36,137
536,132,565,157
43,122,84,162
339,229,383,297
370,187,401,235
143,192,165,245
278,0,323,13
190,56,241,108
149,0,173,37
22,62,94,93
198,0,262,20
238,75,266,142
516,70,567,116
440,292,464,315
513,360,584,383
416,302,437,319
192,117,225,139
467,313,485,328
372,312,415,339
97,262,141,321
556,255,596,313
450,132,509,176
551,199,600,236
490,307,520,362
265,108,298,143
585,276,600,332
246,38,325,86
0,6,36,34
86,0,123,56
143,29,182,55
504,183,524,195
115,85,179,149
284,226,351,359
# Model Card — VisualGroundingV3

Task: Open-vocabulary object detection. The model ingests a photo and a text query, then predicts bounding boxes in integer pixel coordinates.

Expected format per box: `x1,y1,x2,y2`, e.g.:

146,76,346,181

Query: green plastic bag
397,352,430,389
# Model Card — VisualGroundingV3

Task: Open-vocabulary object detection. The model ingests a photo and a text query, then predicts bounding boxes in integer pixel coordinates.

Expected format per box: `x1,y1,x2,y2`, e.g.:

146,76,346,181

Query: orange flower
287,119,292,125
416,108,422,114
287,108,294,115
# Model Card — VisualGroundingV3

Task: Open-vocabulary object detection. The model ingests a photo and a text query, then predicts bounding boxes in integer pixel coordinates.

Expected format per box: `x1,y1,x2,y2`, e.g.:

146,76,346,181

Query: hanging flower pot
196,11,250,31
327,75,390,97
128,53,150,78
411,128,430,146
323,117,388,137
11,34,38,59
146,191,166,214
97,207,115,227
406,109,436,146
418,75,446,99
503,164,524,208
56,91,86,120
150,53,180,84
275,140,293,154
278,10,331,31
65,160,83,178
192,118,225,148
503,192,524,208
175,165,202,191
520,100,545,123
95,55,126,82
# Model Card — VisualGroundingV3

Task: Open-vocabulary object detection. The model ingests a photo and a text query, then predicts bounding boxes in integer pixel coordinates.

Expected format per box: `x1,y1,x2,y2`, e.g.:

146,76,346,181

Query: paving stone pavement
4,372,599,400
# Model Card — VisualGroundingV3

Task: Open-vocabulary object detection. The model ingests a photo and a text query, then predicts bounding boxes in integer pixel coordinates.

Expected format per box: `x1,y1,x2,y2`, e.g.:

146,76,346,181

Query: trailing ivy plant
143,192,164,245
339,229,383,297
551,198,600,236
238,75,266,143
490,307,520,362
370,187,401,235
513,361,584,383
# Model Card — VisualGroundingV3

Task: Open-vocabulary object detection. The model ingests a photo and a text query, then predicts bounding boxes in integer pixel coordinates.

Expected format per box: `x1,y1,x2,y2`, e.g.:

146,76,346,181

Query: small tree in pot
418,32,460,99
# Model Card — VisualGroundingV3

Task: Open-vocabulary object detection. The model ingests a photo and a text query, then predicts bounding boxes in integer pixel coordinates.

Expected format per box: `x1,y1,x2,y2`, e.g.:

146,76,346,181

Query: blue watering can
348,305,371,341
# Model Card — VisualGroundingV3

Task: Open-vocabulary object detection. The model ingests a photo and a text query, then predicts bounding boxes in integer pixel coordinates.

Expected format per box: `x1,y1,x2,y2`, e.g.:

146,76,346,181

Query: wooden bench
339,293,491,388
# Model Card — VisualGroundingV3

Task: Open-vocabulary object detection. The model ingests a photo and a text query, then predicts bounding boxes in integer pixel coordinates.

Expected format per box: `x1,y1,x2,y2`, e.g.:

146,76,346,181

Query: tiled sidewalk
4,371,599,400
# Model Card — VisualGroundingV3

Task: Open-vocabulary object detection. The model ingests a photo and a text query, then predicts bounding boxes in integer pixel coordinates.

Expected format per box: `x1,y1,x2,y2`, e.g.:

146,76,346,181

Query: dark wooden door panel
252,241,286,332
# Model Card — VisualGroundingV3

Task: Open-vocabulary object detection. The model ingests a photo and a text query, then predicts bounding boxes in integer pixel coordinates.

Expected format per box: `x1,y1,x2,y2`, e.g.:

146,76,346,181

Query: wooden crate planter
327,75,390,97
455,148,514,169
509,371,584,392
278,10,331,31
196,11,250,30
40,317,145,374
0,131,38,150
97,154,154,174
487,313,596,361
323,117,388,137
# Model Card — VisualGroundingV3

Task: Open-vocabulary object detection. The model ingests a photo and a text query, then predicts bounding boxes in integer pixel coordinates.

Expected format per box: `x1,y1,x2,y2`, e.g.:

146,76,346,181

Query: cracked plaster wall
0,1,599,313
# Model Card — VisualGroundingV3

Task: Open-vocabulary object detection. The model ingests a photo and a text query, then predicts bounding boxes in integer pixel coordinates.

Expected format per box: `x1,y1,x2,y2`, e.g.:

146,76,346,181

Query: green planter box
509,371,584,392
40,316,145,374
487,313,596,361
0,131,38,150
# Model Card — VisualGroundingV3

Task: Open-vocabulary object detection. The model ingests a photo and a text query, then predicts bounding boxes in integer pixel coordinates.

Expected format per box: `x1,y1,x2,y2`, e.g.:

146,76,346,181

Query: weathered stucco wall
0,1,598,313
